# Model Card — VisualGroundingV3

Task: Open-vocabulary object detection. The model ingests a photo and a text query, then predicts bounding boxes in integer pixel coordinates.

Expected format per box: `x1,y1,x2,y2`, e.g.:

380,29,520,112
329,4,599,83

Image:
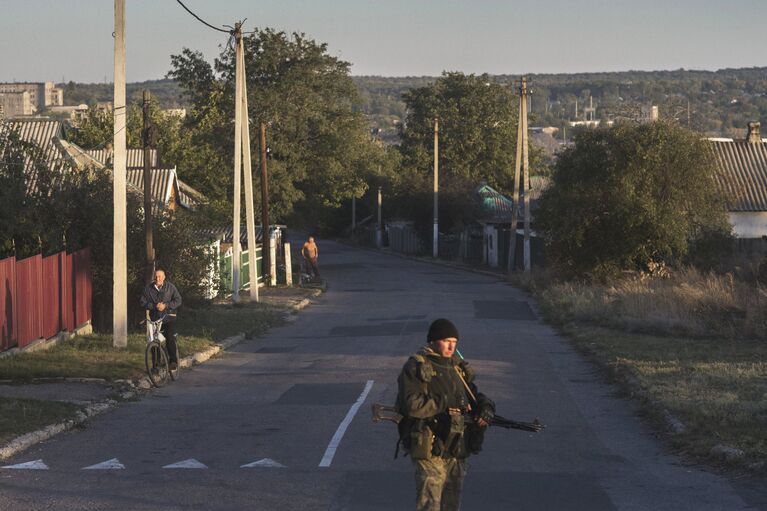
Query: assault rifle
371,404,544,433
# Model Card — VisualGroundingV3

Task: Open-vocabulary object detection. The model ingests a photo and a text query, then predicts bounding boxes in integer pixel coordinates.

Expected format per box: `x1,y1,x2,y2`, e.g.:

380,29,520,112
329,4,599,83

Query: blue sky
1,0,765,83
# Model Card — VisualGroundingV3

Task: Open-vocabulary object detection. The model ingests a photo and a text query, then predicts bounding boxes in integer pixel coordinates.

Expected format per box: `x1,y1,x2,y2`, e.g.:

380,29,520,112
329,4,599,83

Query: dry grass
540,267,767,340
560,324,767,470
536,267,767,472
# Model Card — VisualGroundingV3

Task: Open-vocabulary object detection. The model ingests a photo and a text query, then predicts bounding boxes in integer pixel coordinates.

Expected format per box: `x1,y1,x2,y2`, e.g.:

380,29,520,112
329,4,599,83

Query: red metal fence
0,248,92,351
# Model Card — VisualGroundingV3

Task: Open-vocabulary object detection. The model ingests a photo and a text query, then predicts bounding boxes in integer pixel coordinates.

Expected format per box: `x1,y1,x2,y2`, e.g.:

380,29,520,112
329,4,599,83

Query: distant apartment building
0,81,64,116
0,91,34,117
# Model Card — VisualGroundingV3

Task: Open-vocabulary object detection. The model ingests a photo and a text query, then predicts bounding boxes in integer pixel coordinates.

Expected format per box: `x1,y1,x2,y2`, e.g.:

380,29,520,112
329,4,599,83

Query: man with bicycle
140,269,182,370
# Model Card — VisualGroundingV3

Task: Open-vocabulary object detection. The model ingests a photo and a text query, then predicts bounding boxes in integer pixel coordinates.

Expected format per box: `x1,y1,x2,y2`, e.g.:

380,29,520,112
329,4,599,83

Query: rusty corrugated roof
709,138,767,212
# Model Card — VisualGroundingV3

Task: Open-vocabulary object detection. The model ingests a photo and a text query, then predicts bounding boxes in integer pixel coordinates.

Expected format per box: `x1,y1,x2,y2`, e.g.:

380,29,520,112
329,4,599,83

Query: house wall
729,212,767,238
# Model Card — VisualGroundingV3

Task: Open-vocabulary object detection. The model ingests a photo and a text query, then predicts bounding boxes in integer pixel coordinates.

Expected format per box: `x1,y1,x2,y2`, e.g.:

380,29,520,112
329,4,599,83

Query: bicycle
144,311,179,387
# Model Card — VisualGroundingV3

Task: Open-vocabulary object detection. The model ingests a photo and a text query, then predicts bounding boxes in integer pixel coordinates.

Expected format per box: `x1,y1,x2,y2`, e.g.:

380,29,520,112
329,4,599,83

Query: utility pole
229,23,259,302
376,186,383,248
259,122,270,284
521,79,531,273
508,79,524,273
433,117,439,258
231,23,243,303
142,90,155,285
112,0,127,348
351,195,356,233
239,31,258,302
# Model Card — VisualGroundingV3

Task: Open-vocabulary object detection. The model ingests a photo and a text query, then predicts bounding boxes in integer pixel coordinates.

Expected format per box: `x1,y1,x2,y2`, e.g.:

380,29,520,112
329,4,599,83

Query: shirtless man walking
301,236,320,280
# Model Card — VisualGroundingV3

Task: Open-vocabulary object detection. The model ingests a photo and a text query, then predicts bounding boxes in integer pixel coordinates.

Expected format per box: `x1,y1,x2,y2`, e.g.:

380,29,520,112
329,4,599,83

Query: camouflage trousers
412,457,467,511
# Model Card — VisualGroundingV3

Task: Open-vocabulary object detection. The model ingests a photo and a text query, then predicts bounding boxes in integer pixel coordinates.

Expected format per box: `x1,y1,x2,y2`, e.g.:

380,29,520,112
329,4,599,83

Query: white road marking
82,458,125,470
241,458,286,468
162,458,208,469
318,380,374,468
2,459,49,470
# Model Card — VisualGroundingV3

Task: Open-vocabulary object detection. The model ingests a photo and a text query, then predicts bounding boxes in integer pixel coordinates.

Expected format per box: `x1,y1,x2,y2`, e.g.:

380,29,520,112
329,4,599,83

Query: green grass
179,301,286,341
541,302,767,472
0,397,82,444
532,268,767,471
0,302,285,382
0,333,213,381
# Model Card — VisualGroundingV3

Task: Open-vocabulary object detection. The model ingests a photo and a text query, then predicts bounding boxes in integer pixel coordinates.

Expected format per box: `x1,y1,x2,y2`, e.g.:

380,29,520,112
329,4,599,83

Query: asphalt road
0,240,764,510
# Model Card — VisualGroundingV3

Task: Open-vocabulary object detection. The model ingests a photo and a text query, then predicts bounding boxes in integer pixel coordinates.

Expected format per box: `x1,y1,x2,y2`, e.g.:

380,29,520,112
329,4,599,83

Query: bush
537,122,732,278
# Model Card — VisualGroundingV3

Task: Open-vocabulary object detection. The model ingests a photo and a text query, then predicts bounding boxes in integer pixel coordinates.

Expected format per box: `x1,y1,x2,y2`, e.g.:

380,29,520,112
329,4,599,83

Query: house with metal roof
709,122,767,240
85,148,159,169
470,178,549,267
0,118,204,213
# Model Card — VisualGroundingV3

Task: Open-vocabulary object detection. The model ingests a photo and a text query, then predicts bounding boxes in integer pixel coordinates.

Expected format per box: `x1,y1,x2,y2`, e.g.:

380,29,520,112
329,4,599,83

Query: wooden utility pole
231,23,243,302
239,32,259,302
259,122,270,283
433,118,439,258
521,78,531,273
508,79,524,273
112,0,127,348
142,90,155,285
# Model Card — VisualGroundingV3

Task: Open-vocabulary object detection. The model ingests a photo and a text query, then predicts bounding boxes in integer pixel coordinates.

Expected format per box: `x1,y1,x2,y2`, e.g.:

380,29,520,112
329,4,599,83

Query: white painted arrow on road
82,458,125,470
162,458,208,469
241,458,286,468
2,459,49,470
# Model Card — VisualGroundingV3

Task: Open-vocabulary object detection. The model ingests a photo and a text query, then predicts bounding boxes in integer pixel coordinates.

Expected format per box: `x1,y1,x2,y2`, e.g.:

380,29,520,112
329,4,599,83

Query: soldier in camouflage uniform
396,318,495,511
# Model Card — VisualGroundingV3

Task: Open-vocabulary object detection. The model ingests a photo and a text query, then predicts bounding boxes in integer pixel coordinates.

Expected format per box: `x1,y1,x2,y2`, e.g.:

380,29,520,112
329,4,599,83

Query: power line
175,0,232,33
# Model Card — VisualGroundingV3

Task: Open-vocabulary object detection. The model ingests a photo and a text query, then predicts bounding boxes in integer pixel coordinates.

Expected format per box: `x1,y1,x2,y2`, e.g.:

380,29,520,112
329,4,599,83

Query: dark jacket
140,281,182,322
396,346,495,459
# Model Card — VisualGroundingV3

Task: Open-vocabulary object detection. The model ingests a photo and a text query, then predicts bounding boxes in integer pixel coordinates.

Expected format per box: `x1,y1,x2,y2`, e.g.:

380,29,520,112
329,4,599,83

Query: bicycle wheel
145,341,169,387
168,341,180,381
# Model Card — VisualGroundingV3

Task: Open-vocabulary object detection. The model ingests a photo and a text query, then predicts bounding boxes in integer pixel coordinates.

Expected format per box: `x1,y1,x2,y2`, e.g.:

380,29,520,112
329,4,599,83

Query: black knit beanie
427,318,459,343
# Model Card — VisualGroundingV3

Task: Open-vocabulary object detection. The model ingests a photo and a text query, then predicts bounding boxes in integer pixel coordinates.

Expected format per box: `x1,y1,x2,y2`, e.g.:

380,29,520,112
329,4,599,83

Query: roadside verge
0,286,322,461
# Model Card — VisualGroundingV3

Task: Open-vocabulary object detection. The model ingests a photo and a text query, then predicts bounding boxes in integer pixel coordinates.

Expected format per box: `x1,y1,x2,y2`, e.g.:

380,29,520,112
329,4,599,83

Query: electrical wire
175,0,232,34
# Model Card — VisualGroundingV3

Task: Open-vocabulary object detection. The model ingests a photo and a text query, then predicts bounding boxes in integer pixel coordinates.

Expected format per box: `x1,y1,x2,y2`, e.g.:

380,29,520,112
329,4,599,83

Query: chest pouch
414,356,434,383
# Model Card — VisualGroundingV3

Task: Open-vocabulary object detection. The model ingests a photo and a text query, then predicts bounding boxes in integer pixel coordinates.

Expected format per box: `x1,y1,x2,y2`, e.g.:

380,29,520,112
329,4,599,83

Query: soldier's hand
448,407,463,416
477,406,494,428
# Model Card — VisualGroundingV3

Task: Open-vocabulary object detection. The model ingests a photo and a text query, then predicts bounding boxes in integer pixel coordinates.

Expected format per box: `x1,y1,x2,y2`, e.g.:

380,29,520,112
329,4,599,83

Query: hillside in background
60,67,767,141
61,79,185,109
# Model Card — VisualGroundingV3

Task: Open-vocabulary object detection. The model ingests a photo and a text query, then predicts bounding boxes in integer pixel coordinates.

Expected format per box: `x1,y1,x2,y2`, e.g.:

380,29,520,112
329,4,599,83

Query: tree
394,72,549,239
167,29,385,229
537,121,731,278
399,72,519,196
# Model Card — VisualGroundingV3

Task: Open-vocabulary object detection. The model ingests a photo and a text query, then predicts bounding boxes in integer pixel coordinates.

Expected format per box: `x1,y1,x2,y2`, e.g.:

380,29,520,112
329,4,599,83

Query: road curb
0,399,116,461
0,296,319,462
